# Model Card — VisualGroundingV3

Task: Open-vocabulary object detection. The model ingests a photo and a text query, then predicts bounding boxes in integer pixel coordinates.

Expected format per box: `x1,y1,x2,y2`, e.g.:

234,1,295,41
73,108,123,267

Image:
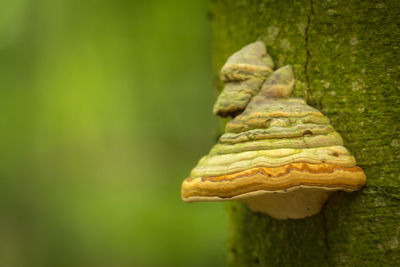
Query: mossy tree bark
210,0,400,266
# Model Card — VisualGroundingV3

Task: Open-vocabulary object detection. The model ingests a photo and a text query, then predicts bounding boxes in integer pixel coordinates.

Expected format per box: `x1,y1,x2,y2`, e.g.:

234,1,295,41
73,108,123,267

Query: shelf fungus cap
220,41,274,82
182,164,366,219
182,51,366,220
214,41,274,118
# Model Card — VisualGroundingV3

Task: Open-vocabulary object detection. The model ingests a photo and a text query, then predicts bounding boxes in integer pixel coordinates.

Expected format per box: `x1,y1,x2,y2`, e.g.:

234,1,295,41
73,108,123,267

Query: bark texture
211,0,400,266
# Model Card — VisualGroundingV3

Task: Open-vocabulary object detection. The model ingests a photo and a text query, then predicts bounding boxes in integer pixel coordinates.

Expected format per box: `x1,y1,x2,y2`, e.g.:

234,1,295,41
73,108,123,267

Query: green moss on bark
211,0,400,266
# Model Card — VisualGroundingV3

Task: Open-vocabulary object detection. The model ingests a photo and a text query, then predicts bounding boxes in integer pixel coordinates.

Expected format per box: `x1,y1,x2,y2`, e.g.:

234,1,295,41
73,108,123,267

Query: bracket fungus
182,42,366,219
213,41,274,117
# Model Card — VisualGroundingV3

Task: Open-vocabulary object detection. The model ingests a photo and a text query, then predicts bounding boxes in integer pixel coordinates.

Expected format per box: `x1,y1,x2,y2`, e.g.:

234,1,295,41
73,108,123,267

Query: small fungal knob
220,41,274,82
259,65,294,98
213,41,275,118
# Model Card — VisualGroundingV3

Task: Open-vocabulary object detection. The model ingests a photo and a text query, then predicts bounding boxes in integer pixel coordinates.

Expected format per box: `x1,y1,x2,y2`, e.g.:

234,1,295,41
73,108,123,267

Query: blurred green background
0,0,226,266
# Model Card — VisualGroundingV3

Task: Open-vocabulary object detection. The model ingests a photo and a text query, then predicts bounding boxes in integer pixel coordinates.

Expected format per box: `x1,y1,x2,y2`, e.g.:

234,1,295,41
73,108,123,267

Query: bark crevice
304,0,314,103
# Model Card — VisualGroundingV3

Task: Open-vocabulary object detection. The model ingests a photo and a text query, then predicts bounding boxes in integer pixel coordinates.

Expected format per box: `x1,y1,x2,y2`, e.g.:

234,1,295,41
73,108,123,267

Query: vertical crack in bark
321,204,331,266
304,0,314,103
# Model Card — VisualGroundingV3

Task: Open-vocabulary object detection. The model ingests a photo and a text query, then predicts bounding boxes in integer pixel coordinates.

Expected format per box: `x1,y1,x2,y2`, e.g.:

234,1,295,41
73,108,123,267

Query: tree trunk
210,0,400,266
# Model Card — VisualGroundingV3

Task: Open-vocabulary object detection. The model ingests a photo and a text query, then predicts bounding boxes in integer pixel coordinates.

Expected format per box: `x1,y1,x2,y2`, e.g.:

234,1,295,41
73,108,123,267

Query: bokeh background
0,0,226,266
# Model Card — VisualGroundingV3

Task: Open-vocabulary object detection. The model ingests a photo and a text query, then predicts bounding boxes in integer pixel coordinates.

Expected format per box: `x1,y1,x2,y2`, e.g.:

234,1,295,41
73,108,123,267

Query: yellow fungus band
182,163,366,200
